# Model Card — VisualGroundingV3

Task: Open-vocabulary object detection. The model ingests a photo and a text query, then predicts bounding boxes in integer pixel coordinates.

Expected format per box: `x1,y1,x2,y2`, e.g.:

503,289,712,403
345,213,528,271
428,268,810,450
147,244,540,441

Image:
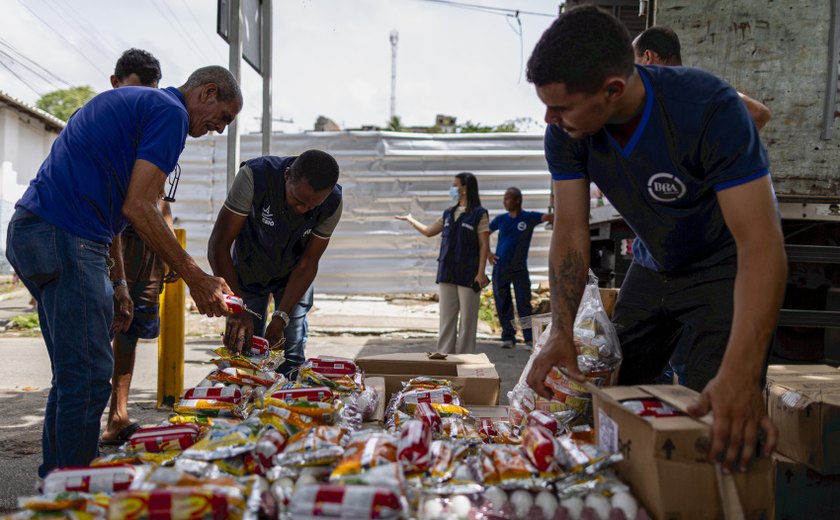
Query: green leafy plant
10,313,40,330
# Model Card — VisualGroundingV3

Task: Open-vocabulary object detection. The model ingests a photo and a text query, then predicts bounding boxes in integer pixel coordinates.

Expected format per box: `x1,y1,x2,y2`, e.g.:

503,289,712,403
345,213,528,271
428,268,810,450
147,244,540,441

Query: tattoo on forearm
550,250,586,335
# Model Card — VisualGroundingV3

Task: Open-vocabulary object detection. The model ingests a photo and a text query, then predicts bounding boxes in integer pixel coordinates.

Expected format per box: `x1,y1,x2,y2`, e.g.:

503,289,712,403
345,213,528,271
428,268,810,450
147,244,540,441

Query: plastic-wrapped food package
243,427,287,476
16,492,110,518
42,465,143,494
273,425,347,468
128,424,201,453
269,385,334,403
106,487,229,520
330,432,399,478
521,425,563,476
180,419,263,461
412,402,441,435
290,484,406,519
396,420,432,473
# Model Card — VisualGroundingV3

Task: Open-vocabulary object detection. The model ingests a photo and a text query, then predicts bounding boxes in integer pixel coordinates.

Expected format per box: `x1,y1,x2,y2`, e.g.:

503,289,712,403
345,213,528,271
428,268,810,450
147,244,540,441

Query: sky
0,0,563,134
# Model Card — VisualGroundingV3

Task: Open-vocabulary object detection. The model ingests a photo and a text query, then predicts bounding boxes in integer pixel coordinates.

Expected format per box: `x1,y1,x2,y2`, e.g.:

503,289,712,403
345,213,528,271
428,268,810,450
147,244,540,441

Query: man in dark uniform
208,150,342,376
524,6,786,473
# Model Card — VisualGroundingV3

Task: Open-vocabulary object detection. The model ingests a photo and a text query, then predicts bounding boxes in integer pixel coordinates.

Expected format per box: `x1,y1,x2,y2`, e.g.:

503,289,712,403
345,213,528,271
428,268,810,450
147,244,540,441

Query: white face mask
449,186,460,202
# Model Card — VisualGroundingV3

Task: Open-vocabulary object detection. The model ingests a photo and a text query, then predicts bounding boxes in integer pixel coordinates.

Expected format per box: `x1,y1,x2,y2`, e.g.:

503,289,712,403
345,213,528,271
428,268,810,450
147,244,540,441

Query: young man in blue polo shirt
523,6,787,473
7,66,242,479
489,187,551,348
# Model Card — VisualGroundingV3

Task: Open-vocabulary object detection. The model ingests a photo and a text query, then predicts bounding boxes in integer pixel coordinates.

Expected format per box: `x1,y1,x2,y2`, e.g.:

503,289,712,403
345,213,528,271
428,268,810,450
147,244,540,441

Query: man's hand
687,371,778,473
186,273,231,317
224,313,253,355
264,316,287,351
489,253,498,266
111,285,134,334
475,273,490,289
163,265,181,284
525,332,585,399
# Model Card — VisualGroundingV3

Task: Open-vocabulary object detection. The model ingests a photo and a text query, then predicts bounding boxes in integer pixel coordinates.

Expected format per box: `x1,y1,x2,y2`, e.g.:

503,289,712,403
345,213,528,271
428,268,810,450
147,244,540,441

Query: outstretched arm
395,213,443,237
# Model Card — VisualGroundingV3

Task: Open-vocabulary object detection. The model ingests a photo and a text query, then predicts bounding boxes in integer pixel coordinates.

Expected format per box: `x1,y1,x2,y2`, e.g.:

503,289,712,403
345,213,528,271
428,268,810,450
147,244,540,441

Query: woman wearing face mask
396,172,491,354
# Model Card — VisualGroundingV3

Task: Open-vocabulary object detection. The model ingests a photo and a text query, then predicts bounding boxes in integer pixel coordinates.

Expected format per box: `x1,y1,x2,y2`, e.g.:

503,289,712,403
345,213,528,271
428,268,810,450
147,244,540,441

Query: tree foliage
385,115,403,132
36,86,97,121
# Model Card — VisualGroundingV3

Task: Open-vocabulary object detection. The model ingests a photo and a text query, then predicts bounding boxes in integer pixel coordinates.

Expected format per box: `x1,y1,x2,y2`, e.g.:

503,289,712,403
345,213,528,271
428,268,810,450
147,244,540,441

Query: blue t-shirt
18,86,189,243
545,65,770,272
490,210,545,270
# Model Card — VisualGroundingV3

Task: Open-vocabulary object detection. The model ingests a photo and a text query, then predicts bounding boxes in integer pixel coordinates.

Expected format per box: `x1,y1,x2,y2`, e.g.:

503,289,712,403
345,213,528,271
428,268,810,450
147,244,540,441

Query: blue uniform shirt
18,86,188,243
490,211,545,270
544,65,770,272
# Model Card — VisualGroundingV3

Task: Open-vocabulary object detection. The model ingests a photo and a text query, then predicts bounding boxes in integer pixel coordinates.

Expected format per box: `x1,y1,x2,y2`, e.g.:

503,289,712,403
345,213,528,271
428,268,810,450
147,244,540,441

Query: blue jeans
6,208,114,477
239,282,314,377
492,265,534,344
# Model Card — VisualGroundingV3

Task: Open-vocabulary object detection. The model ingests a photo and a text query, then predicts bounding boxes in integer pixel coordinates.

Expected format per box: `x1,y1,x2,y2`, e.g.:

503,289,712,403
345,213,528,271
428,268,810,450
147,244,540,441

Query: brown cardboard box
593,384,774,520
765,364,840,475
773,453,840,519
355,353,500,405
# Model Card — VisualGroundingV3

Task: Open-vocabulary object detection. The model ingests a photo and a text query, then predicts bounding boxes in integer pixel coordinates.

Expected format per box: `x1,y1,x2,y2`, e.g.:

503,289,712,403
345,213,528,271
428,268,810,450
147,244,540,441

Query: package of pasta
330,432,398,478
399,387,458,414
522,425,563,476
243,427,287,476
478,420,520,445
555,436,622,474
90,452,144,467
107,487,230,520
259,404,317,434
545,365,616,416
290,484,405,519
441,417,480,441
128,424,201,453
401,377,452,392
526,409,560,435
42,465,144,494
303,356,358,377
412,402,441,435
273,425,347,467
180,419,262,461
427,440,469,483
297,367,361,394
270,384,334,404
429,403,470,419
330,462,407,500
260,399,337,425
207,366,279,388
396,419,431,473
481,444,538,485
131,465,238,490
173,397,238,417
17,492,109,517
211,346,284,373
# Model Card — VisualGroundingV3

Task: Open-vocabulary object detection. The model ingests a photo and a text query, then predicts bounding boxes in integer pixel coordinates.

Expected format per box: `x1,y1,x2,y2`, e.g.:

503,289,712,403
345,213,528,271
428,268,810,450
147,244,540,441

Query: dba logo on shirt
517,221,527,231
647,173,686,202
261,205,274,227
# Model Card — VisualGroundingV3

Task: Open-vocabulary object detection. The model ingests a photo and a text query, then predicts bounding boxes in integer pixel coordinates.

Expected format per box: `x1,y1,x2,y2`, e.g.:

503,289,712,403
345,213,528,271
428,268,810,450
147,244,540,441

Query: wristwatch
272,309,290,327
112,279,127,289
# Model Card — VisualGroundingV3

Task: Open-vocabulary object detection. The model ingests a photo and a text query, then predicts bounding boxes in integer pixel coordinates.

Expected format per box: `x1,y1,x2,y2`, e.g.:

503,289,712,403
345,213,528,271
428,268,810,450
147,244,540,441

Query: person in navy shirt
6,66,242,479
489,187,551,348
523,6,786,473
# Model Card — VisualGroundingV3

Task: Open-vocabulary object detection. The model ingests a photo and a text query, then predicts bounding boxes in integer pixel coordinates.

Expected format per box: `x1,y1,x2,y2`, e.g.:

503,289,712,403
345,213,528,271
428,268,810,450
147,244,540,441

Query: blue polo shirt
544,65,770,272
18,86,188,243
490,210,545,270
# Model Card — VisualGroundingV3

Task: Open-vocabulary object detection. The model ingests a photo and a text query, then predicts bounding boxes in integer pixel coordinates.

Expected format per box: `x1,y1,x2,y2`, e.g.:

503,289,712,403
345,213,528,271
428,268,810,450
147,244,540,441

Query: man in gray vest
208,150,342,376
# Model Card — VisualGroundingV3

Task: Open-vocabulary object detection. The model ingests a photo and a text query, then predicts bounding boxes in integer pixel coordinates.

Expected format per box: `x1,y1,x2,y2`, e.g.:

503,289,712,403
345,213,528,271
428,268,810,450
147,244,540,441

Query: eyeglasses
162,164,181,203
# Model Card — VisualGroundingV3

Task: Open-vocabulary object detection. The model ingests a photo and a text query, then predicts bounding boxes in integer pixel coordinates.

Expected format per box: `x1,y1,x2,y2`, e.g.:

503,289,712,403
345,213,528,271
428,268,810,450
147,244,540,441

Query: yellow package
330,434,398,478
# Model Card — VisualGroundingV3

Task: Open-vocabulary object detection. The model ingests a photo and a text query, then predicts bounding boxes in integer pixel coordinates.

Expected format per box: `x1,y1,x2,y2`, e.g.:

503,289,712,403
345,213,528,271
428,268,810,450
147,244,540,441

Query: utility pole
227,0,242,189
389,30,399,120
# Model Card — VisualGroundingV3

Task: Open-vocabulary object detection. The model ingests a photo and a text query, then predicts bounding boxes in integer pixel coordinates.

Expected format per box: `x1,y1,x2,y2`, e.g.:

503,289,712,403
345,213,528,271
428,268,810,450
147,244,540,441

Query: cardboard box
355,353,500,405
765,364,840,474
593,384,774,520
773,453,840,519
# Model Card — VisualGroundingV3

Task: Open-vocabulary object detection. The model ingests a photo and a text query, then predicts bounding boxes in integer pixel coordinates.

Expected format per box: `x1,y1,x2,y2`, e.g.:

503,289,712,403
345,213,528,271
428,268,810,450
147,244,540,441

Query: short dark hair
454,172,482,214
526,5,634,93
289,149,340,191
114,48,161,86
181,65,243,106
506,186,523,203
635,26,682,65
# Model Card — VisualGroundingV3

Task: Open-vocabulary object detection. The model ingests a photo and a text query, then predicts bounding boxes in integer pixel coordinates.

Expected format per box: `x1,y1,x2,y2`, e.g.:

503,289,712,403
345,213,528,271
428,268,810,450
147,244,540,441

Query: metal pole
262,0,273,156
821,0,840,140
227,0,243,188
157,229,186,408
389,31,398,120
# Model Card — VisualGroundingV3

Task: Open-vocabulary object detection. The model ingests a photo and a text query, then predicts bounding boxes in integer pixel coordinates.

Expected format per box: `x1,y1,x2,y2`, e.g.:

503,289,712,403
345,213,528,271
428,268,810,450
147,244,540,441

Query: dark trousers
492,265,534,344
614,260,739,392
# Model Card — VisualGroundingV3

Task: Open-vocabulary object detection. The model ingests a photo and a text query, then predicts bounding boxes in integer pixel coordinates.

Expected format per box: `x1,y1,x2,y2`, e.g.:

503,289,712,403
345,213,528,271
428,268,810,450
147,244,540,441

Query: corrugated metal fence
164,131,552,294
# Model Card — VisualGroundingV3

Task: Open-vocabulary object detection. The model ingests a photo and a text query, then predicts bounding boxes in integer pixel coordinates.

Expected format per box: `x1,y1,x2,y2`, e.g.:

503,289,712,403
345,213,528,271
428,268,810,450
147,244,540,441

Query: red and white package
249,336,271,355
290,484,404,519
183,386,243,403
128,424,201,453
397,419,432,472
412,402,442,434
401,388,454,409
271,386,334,403
108,487,228,520
43,465,138,494
478,418,498,441
522,425,562,475
526,410,559,435
622,399,685,418
224,294,247,315
307,357,358,377
244,428,287,476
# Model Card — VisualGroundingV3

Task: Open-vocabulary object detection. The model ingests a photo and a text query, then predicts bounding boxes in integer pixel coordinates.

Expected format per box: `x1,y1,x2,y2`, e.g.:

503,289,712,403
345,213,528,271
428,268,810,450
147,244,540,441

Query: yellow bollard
157,228,186,408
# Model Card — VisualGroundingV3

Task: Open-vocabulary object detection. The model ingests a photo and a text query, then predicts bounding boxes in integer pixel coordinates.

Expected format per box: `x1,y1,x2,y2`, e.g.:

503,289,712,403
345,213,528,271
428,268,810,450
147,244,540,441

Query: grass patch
10,313,40,330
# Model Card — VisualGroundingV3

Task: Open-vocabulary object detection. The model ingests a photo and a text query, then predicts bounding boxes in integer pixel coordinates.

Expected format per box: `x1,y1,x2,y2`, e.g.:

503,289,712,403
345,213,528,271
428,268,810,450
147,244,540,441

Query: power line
15,0,110,76
416,0,556,18
178,0,227,62
0,58,45,98
0,38,72,87
150,0,214,64
0,49,67,91
50,0,122,62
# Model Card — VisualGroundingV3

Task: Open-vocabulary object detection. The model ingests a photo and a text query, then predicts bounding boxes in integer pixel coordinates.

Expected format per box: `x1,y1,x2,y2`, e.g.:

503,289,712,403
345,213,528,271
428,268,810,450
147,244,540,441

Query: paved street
0,287,532,512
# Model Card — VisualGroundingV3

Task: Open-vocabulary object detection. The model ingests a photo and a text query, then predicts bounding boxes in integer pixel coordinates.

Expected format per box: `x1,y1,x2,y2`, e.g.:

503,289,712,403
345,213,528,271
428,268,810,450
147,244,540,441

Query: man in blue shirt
6,66,242,479
523,6,787,473
489,187,551,348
